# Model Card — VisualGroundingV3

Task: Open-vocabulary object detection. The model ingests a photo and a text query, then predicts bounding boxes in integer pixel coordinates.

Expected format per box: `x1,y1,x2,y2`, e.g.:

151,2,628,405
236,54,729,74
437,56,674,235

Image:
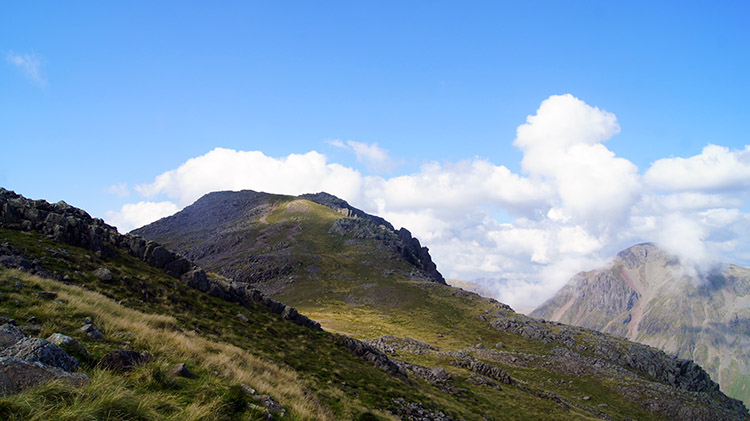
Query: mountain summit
531,243,750,405
133,189,445,291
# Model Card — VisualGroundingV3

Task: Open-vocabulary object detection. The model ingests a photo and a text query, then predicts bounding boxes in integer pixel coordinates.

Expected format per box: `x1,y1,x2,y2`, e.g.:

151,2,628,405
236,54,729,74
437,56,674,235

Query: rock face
531,243,750,406
133,189,445,286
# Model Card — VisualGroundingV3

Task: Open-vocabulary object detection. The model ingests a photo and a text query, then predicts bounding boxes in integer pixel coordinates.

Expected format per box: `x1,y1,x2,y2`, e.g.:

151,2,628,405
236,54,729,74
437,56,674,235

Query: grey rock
170,363,195,378
365,335,437,355
46,333,88,358
93,267,113,281
80,323,104,340
391,397,454,421
252,394,285,415
0,337,79,372
451,358,514,386
0,356,88,396
339,336,408,381
0,324,25,349
240,383,256,395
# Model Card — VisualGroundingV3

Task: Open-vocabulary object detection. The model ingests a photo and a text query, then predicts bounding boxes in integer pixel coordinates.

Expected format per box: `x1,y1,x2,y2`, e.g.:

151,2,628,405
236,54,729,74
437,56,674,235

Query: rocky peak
615,242,678,269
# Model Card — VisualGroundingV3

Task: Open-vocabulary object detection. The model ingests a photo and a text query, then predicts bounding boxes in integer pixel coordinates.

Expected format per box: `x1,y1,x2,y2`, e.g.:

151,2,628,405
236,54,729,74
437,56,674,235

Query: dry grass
10,269,335,420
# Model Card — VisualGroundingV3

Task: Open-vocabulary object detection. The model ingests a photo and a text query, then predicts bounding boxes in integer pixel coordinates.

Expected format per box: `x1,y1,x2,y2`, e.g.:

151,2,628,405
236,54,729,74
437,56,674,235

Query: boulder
0,356,88,396
0,324,25,349
46,333,88,359
80,323,104,340
170,363,195,378
0,337,79,372
99,350,153,372
93,267,113,281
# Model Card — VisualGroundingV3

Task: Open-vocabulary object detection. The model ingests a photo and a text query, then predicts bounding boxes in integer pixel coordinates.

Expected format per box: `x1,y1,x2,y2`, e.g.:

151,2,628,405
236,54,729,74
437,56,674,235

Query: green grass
0,229,592,420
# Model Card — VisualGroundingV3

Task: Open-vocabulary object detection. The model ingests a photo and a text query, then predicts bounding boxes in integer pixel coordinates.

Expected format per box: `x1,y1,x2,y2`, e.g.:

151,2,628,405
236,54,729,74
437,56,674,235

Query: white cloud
107,94,750,312
7,51,45,86
135,148,363,206
329,139,397,173
644,144,750,192
105,201,180,233
514,94,640,228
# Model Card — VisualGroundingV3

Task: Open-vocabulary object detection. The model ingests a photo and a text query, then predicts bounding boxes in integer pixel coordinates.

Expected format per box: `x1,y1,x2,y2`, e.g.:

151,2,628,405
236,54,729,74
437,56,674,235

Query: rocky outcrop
339,336,408,381
184,272,322,331
364,335,437,356
451,358,514,386
490,314,721,394
0,357,88,396
0,326,88,395
0,188,322,332
390,397,454,421
324,207,445,285
1,337,79,372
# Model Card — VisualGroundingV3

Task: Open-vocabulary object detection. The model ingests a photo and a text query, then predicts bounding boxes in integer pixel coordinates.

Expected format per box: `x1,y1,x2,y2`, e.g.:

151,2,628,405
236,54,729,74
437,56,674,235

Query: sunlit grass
1,268,334,420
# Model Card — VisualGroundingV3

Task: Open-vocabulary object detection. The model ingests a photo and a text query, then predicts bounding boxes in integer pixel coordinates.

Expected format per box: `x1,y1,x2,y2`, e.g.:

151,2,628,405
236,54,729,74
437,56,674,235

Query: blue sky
3,1,749,310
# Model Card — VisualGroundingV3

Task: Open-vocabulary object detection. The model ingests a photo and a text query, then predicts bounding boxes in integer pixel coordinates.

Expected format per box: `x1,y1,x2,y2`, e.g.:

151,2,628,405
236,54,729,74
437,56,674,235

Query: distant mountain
531,243,750,405
446,279,493,297
3,188,748,419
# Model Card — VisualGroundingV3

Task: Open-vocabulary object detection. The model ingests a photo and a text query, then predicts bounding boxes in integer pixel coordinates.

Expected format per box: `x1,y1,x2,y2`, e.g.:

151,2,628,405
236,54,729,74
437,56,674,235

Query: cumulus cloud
105,94,750,311
105,201,180,233
7,51,45,86
136,148,363,206
514,94,640,228
645,145,750,192
330,139,398,173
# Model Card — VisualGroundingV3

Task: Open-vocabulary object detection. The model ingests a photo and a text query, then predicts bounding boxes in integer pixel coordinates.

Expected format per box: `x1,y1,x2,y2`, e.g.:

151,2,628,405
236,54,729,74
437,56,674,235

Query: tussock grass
2,268,334,420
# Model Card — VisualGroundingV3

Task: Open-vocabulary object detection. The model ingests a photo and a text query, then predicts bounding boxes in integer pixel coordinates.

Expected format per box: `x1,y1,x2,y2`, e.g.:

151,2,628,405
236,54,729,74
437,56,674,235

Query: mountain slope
531,243,750,406
131,189,749,419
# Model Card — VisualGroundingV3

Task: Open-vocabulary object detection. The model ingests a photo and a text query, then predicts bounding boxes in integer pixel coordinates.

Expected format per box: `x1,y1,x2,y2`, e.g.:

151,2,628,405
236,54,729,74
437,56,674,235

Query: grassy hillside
0,227,622,420
128,190,749,420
